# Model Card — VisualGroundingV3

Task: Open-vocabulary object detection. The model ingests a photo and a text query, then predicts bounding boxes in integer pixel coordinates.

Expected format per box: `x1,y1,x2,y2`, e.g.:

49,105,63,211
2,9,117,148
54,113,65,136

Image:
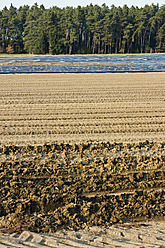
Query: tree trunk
69,44,72,54
109,42,112,54
141,36,143,53
98,37,100,54
115,39,118,54
92,39,95,54
104,42,106,54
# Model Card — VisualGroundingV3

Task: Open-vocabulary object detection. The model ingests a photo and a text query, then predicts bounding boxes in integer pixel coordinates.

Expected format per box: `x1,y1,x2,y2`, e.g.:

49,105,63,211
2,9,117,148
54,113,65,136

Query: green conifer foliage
0,3,164,54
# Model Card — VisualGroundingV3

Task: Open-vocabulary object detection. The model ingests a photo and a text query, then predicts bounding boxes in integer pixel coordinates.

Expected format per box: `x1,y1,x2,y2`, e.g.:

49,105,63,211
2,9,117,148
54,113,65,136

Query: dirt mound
0,141,164,233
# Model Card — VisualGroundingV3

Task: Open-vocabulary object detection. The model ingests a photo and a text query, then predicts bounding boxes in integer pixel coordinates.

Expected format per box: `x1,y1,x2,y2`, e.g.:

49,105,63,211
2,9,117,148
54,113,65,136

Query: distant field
0,73,164,233
0,73,164,145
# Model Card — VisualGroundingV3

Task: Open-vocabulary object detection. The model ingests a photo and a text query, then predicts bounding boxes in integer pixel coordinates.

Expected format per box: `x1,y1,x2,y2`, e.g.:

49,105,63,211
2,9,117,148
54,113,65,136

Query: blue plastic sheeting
0,54,164,73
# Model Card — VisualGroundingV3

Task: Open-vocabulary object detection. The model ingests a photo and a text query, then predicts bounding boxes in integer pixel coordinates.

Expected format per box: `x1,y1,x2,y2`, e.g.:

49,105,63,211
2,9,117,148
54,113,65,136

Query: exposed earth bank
0,141,164,233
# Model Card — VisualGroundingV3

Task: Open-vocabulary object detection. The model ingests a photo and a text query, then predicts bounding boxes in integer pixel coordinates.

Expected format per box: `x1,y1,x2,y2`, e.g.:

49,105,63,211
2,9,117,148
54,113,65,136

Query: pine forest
0,3,165,54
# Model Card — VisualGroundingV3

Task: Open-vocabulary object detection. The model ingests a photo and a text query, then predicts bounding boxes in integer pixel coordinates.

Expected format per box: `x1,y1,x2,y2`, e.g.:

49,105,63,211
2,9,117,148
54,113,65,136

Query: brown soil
0,141,164,233
0,73,164,234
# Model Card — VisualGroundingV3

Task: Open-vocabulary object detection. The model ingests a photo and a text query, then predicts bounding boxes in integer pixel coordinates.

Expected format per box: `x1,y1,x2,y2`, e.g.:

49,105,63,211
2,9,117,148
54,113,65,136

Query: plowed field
0,73,164,233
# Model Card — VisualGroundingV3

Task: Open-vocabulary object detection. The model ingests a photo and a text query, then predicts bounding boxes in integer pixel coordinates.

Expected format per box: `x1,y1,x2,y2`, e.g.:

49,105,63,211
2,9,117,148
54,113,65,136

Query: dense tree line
0,3,165,54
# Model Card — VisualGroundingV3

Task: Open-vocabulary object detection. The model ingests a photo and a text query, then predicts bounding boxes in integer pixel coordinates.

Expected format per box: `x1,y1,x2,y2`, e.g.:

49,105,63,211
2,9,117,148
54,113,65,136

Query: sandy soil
0,221,165,247
0,73,164,145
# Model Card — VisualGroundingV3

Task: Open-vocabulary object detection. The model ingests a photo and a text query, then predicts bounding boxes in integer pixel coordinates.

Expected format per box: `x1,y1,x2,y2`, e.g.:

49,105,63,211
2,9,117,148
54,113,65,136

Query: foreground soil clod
0,141,164,233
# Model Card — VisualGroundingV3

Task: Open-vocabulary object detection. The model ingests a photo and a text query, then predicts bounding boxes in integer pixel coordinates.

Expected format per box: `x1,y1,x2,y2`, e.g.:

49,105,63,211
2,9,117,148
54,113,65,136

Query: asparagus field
0,73,164,234
0,73,164,145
